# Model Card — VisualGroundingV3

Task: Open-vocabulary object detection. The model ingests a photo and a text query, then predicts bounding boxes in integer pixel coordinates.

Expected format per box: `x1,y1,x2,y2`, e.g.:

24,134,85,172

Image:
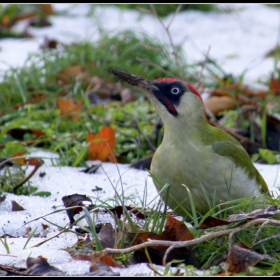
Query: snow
0,4,280,276
1,4,280,84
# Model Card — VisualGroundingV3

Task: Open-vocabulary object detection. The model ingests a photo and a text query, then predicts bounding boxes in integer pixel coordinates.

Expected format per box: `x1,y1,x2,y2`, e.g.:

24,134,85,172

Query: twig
136,58,177,78
147,263,163,276
162,245,175,266
252,233,280,248
166,4,182,30
149,4,184,79
13,159,44,191
0,254,17,258
104,218,280,257
31,228,68,248
133,119,156,151
196,46,211,90
252,219,270,246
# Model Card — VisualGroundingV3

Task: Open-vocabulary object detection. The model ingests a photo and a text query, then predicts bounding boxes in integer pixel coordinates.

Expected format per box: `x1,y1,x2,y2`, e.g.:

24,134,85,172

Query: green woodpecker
110,68,269,216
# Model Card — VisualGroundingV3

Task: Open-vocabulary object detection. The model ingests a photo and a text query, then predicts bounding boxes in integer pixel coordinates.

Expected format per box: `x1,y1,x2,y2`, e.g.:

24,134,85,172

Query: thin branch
136,57,177,78
147,263,163,276
252,233,280,248
196,46,211,90
163,245,175,266
133,119,156,152
13,159,44,191
104,218,280,257
167,4,182,30
252,219,270,246
149,4,184,79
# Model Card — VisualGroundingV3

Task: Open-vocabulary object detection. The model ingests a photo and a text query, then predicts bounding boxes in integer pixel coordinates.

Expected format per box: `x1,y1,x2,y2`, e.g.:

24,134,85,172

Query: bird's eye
171,87,180,94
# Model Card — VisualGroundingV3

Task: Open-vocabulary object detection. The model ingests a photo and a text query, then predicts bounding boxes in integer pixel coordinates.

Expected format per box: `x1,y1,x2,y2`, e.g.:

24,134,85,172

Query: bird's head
110,68,207,125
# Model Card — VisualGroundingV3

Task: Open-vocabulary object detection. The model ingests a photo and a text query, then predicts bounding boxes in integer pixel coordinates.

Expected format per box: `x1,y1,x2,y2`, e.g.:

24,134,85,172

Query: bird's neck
161,112,210,147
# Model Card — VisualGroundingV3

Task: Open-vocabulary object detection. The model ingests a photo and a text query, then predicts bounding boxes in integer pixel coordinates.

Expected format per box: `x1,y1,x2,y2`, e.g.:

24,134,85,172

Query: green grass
106,4,218,17
1,4,280,275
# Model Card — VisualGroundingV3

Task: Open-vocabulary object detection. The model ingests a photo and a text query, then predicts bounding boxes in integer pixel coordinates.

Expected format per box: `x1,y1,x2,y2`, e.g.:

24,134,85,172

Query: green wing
212,140,268,192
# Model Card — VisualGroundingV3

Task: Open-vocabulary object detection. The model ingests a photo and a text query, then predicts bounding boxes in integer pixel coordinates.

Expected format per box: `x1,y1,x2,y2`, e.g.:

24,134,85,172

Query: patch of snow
1,4,280,276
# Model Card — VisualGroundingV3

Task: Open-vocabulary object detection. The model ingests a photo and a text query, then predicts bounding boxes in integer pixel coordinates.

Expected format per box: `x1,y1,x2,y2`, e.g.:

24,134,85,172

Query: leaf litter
1,3,280,277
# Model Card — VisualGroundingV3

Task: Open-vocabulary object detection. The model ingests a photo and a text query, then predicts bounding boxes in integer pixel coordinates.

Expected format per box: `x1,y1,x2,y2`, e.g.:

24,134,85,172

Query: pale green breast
150,125,268,215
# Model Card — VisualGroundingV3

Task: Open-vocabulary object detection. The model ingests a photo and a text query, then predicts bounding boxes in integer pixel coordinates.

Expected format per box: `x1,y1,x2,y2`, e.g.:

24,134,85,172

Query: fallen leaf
39,4,54,15
7,128,45,140
23,227,32,237
81,164,101,174
56,64,96,86
98,223,115,249
0,92,66,117
1,12,36,28
130,155,153,170
163,213,194,241
198,216,231,229
0,195,6,203
205,95,237,115
87,126,117,162
126,214,199,267
74,251,122,272
40,37,59,49
62,194,93,224
57,97,83,121
110,205,145,219
25,256,64,276
11,152,26,164
270,77,280,94
225,243,268,273
11,200,25,211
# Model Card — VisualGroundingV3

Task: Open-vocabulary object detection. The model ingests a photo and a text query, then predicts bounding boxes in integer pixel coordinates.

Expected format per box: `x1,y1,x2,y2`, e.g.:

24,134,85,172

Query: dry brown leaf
11,200,25,211
125,214,199,267
0,92,64,116
270,77,280,94
225,242,268,273
57,65,85,85
87,126,117,162
57,98,82,121
11,152,26,164
62,194,93,224
163,213,194,241
25,256,64,276
198,216,231,229
56,64,96,86
39,4,54,15
110,205,145,219
7,128,45,140
99,223,115,249
204,95,237,115
74,251,122,269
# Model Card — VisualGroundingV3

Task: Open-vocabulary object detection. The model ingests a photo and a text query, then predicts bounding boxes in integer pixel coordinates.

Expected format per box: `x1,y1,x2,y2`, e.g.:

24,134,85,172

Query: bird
110,68,269,217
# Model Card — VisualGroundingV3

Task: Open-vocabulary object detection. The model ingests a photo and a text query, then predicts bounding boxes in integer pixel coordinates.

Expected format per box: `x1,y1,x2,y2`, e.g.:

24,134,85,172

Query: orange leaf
57,98,82,121
87,126,117,162
56,65,86,86
163,213,194,241
204,95,237,115
39,4,54,15
11,152,26,164
270,77,280,94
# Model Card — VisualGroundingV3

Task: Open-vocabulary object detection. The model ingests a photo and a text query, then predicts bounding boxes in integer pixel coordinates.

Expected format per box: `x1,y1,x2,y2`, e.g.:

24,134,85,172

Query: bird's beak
110,68,158,92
